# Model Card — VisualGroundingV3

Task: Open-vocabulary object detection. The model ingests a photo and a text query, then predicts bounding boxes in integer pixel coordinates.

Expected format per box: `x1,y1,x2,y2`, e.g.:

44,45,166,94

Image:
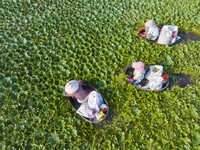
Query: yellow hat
65,80,79,94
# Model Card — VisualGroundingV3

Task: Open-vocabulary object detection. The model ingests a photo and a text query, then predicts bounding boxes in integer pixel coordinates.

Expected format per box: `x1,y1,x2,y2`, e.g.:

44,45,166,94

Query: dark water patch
169,73,192,88
105,108,115,124
177,32,200,44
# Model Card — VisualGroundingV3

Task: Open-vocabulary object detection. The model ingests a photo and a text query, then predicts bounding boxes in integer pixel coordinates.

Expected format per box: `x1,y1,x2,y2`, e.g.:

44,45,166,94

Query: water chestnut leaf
0,1,199,149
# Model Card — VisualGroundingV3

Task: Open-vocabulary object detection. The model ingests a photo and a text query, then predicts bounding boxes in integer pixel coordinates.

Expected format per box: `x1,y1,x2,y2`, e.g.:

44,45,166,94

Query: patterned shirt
67,86,88,101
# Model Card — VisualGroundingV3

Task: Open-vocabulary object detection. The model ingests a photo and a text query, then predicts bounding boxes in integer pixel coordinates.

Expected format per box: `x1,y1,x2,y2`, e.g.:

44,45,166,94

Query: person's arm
139,26,147,37
77,80,83,86
139,26,146,31
65,92,75,98
139,33,147,38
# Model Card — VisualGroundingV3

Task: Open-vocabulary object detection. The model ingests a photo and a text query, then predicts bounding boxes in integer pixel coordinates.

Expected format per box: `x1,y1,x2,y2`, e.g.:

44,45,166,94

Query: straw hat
145,20,156,27
132,61,145,74
65,80,79,94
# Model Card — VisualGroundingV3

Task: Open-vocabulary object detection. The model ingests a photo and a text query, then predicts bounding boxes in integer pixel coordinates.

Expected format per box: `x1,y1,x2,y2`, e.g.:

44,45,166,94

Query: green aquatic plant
0,0,199,149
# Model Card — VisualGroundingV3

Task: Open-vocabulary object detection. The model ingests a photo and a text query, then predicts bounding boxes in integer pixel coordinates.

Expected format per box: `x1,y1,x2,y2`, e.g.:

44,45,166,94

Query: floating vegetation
0,0,199,149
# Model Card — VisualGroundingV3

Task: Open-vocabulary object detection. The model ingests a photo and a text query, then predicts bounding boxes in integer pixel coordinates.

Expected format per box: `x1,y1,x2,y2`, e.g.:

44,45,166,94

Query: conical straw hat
145,20,155,27
65,80,79,94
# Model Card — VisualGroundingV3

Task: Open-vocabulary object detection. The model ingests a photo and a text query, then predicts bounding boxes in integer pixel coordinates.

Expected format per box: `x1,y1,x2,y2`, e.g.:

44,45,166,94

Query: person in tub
128,61,146,84
64,80,88,103
139,20,159,41
76,90,108,121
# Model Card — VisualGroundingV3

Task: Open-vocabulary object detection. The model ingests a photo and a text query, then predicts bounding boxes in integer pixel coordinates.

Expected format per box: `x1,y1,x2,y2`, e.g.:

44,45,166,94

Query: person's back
65,80,88,103
157,25,179,45
139,20,159,41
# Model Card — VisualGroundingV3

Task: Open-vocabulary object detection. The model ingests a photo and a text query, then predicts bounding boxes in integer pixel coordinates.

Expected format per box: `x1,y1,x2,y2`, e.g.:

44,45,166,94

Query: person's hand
100,104,108,112
101,107,107,112
139,26,146,31
139,26,147,38
128,77,134,83
139,33,147,38
77,80,83,86
91,109,96,114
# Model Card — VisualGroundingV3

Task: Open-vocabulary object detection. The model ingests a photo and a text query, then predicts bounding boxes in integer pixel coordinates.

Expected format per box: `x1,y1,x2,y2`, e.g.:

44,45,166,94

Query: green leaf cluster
0,0,199,149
